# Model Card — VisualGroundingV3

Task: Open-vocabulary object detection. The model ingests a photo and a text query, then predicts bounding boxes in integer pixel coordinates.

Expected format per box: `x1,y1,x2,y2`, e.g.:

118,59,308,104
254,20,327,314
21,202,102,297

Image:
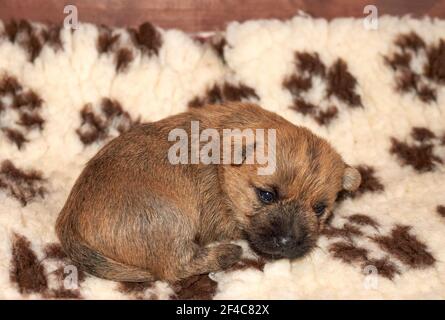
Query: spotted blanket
1,15,444,299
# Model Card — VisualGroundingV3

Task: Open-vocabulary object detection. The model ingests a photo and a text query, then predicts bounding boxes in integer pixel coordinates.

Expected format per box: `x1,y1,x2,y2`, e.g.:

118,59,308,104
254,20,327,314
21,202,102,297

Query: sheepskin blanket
1,14,445,300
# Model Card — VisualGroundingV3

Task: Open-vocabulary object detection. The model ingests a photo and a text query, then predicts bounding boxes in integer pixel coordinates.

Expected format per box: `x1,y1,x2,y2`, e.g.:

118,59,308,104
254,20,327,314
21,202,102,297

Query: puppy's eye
313,202,327,216
256,189,276,204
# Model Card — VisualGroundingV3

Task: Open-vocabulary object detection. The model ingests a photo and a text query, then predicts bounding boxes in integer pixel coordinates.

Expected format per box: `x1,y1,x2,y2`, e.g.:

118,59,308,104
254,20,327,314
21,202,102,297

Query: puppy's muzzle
248,203,315,259
270,228,310,259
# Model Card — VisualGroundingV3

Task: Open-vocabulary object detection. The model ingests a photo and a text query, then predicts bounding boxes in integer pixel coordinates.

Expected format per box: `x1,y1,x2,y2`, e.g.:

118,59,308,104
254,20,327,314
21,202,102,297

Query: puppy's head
220,125,361,260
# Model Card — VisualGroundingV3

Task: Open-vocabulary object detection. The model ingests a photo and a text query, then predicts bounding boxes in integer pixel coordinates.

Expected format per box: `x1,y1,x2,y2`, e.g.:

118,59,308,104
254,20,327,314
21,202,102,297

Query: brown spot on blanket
347,214,380,230
295,52,326,76
327,59,362,107
188,82,259,108
390,137,442,172
129,22,162,56
329,242,368,264
210,35,227,62
425,39,445,84
0,160,46,206
363,258,400,280
284,52,362,125
44,243,68,260
385,32,445,103
322,223,363,241
372,225,435,268
115,48,134,72
437,205,445,218
2,128,28,149
3,20,63,62
283,75,312,95
0,74,45,149
10,233,48,294
118,281,155,297
76,98,140,145
97,23,161,73
395,32,426,52
0,75,22,94
411,127,436,142
97,28,120,54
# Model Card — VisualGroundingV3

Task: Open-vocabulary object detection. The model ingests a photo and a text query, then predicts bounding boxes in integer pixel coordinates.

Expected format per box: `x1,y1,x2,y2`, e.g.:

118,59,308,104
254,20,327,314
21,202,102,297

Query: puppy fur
56,102,361,282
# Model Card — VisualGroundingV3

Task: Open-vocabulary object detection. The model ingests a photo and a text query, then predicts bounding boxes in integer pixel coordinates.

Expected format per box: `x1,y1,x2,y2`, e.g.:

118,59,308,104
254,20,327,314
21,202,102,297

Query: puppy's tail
57,221,155,282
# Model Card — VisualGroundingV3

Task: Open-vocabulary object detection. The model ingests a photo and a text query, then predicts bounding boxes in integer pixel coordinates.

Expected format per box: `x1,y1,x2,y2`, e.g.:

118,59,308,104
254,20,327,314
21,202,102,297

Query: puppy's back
56,122,201,281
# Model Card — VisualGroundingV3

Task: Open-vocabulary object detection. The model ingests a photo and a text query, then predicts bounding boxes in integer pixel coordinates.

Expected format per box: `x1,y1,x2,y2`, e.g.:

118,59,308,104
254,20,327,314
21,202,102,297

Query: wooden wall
0,0,444,32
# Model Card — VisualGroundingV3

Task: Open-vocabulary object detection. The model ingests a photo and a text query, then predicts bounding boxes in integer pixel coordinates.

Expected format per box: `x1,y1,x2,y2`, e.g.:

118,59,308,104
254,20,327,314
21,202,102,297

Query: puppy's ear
342,166,361,191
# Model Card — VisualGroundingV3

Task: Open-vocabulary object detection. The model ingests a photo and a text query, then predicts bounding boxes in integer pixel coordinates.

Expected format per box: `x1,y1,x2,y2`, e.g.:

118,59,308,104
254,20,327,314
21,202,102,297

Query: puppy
56,102,360,282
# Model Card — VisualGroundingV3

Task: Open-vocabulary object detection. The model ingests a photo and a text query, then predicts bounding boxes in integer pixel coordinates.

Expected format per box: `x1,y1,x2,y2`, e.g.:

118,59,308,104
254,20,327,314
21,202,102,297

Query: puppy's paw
216,244,242,269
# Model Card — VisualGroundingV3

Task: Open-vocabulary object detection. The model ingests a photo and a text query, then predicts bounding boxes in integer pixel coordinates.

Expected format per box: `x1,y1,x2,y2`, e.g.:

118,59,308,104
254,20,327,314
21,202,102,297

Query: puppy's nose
278,236,291,246
273,236,299,249
273,231,309,259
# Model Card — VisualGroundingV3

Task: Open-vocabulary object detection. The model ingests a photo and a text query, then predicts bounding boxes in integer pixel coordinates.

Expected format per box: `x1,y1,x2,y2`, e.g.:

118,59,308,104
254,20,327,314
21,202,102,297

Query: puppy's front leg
176,242,242,280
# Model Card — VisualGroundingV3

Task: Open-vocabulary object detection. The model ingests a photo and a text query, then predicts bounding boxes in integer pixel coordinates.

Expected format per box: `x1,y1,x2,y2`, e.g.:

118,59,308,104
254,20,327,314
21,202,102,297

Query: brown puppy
56,102,361,282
